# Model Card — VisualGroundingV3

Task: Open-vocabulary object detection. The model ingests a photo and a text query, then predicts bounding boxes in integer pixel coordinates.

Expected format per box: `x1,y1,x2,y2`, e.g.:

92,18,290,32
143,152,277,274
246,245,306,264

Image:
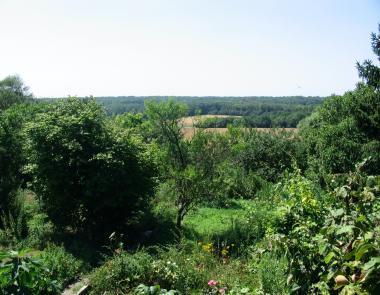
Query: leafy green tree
145,100,213,228
302,85,380,175
301,26,380,176
230,129,305,182
0,75,33,111
356,24,380,89
25,98,156,239
0,103,43,215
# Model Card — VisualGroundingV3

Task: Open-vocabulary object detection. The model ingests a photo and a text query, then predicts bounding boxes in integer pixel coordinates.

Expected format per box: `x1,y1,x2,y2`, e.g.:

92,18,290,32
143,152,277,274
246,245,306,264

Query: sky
0,0,379,97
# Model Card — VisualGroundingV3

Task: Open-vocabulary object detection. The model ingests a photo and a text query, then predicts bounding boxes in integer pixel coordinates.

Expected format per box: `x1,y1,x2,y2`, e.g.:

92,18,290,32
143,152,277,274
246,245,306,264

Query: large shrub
0,105,34,215
300,86,380,175
89,251,153,294
40,245,85,289
301,26,380,176
24,98,156,239
0,249,59,294
230,129,306,182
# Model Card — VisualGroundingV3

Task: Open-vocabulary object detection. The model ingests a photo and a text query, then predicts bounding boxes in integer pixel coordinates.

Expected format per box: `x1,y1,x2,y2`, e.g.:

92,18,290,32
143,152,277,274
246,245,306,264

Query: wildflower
202,242,214,253
208,280,218,287
218,287,227,294
221,248,229,257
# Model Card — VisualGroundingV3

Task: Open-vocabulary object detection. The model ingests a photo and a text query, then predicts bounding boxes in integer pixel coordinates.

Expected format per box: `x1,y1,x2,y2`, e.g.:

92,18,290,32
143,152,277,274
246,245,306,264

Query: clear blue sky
0,0,379,97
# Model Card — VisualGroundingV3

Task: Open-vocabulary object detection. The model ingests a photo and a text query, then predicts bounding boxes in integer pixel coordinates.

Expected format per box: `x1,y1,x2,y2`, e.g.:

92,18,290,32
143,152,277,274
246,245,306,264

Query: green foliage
255,252,289,294
25,213,54,249
0,249,59,294
24,97,156,239
0,211,27,247
195,116,244,128
311,171,380,294
230,129,306,182
0,104,35,215
253,167,380,294
301,86,380,175
0,189,55,250
301,27,380,176
89,251,153,294
151,245,207,292
0,75,33,111
0,26,379,294
134,284,180,295
94,95,324,128
356,24,380,89
39,245,85,289
145,100,217,229
145,99,188,169
0,190,35,247
214,162,266,203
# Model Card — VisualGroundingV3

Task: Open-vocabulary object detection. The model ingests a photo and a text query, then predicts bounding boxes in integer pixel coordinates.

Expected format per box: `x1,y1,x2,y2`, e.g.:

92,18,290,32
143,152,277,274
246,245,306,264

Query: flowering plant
205,280,227,294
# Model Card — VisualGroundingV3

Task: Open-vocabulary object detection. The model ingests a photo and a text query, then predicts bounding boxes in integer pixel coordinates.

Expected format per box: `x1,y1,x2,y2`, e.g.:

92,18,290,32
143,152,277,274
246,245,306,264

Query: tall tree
356,24,380,89
301,25,380,176
0,103,43,216
0,75,33,111
145,99,213,229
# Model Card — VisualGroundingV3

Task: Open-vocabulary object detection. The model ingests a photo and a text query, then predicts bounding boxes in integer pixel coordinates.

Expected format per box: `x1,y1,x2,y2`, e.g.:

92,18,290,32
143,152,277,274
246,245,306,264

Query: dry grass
182,127,298,139
179,115,297,139
180,115,241,127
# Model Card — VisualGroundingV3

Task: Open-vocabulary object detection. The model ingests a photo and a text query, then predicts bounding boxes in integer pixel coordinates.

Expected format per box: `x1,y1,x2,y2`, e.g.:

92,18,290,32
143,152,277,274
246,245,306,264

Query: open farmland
182,127,298,139
180,115,298,139
180,114,242,127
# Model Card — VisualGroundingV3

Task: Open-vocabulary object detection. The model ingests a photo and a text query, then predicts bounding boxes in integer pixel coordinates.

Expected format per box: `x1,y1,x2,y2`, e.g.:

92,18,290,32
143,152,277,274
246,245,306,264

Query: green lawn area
183,200,252,242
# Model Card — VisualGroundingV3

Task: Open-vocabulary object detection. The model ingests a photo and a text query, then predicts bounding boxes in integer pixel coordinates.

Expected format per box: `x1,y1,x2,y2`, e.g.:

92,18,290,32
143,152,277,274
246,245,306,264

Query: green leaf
362,257,380,271
331,208,344,217
325,252,335,264
355,244,373,261
336,225,354,235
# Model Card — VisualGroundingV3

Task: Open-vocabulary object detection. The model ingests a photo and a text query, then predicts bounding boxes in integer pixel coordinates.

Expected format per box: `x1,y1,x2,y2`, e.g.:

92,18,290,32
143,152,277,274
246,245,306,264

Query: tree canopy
0,75,33,111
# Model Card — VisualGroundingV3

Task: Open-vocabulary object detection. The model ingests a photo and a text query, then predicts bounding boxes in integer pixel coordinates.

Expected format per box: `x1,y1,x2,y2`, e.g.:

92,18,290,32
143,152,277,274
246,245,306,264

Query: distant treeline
95,96,325,128
39,96,325,128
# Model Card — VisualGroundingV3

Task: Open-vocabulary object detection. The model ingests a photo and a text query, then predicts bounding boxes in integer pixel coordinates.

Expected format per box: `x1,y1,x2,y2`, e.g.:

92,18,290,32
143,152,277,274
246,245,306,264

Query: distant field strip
182,127,298,139
180,115,297,138
180,114,242,127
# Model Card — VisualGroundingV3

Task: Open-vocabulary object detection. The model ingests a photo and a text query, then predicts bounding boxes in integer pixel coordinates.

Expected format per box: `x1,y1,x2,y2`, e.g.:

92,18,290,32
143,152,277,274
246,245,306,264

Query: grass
183,200,250,240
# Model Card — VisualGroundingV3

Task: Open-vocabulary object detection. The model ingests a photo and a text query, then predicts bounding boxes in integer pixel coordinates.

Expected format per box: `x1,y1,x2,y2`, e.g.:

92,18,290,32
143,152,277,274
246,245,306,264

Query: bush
0,190,32,247
256,252,289,294
134,284,180,295
230,129,306,182
301,85,380,175
89,251,153,294
26,213,54,249
0,103,43,217
0,249,59,294
25,98,156,240
40,245,85,289
213,162,266,204
152,245,207,293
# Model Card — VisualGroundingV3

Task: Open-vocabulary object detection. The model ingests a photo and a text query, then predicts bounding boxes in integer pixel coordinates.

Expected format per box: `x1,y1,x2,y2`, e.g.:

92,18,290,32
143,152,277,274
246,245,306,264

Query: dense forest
0,27,379,295
99,96,324,128
42,95,324,128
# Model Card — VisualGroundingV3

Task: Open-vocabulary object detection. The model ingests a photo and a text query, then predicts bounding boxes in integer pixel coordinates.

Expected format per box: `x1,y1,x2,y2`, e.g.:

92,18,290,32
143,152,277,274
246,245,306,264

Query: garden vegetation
0,26,379,294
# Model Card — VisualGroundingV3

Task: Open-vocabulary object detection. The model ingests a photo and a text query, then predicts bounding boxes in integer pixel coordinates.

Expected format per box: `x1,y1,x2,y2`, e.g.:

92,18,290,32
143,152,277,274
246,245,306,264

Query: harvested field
180,114,242,127
182,127,298,139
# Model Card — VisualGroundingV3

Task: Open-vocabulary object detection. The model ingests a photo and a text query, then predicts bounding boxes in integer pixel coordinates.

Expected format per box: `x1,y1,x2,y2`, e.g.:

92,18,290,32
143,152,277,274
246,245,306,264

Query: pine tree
356,24,380,89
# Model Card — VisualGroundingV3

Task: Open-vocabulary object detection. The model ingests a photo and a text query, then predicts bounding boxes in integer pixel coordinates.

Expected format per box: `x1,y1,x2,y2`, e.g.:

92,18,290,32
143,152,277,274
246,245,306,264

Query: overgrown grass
184,200,248,238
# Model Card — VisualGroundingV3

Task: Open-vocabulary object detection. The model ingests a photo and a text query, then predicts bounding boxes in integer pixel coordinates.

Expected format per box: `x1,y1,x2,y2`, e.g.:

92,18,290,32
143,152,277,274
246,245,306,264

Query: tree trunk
176,204,185,229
